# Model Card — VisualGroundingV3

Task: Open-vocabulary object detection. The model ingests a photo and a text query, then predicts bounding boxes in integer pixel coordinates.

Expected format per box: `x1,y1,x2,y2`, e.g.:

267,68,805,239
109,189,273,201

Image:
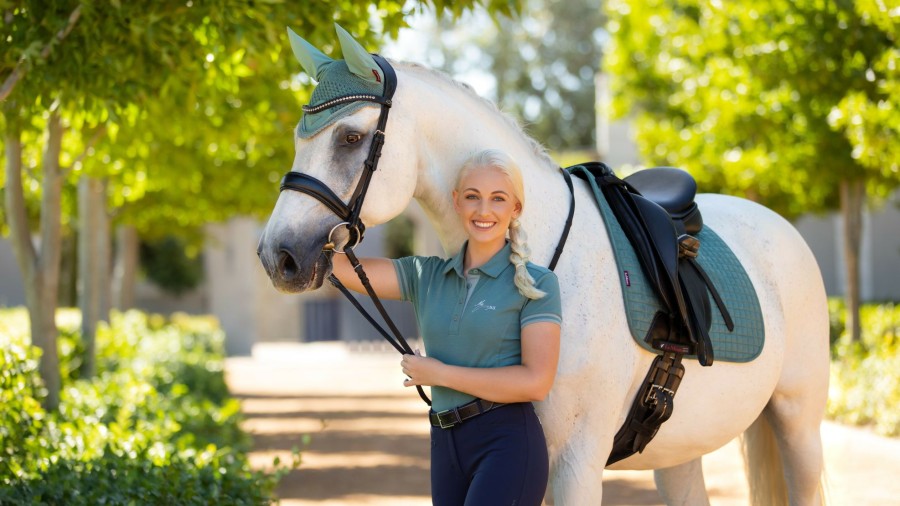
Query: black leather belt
429,399,505,429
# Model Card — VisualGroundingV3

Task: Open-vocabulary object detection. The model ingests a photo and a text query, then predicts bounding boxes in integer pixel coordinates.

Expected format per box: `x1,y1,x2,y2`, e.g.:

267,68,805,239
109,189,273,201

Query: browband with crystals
302,94,392,114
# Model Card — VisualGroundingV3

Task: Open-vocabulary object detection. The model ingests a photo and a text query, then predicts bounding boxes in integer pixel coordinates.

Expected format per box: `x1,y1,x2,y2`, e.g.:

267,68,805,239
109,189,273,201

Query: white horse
258,30,829,505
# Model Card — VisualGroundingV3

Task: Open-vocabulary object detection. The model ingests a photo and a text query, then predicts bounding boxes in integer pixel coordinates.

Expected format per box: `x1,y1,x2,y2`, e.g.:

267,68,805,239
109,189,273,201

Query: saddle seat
624,167,703,235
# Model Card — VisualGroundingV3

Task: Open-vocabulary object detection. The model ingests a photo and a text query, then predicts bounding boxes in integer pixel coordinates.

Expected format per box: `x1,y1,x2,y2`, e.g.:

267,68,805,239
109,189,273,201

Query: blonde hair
457,149,546,300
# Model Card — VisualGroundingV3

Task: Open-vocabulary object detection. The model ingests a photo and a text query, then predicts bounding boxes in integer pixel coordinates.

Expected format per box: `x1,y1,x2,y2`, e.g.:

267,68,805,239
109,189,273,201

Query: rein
279,55,576,407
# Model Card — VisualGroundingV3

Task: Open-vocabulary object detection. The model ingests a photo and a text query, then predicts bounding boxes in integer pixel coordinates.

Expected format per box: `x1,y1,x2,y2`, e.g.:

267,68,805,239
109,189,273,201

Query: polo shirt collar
443,241,513,279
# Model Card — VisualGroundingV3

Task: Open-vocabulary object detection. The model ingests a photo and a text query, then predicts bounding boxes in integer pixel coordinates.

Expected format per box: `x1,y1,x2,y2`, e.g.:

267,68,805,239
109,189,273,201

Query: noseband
279,53,397,251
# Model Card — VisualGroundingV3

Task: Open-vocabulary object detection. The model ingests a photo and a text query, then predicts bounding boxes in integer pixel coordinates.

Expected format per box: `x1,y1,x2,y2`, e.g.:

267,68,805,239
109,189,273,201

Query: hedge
0,309,291,505
827,300,900,437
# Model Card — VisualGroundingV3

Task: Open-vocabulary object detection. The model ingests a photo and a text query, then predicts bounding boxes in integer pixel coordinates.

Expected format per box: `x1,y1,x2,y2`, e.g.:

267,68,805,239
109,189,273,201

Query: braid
509,218,546,300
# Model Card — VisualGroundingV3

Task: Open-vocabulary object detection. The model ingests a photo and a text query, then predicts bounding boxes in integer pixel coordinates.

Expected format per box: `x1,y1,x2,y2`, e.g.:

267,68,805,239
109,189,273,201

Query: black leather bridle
277,55,436,405
280,54,397,251
277,55,576,407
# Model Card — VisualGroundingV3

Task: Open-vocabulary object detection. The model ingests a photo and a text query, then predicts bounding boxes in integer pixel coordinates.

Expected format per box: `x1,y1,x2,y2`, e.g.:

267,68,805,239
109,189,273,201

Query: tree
491,0,606,151
1,0,513,408
605,0,900,341
404,0,605,152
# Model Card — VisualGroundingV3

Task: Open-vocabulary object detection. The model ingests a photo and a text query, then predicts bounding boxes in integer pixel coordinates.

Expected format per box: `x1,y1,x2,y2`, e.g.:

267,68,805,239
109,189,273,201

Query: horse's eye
345,133,362,144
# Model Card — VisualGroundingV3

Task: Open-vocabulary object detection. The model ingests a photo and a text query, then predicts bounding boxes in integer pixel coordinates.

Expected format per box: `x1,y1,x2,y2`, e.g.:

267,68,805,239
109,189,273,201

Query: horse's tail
741,414,789,506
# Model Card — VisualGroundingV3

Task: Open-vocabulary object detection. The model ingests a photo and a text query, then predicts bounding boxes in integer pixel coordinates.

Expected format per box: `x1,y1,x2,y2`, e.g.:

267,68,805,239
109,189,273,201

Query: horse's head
258,25,417,293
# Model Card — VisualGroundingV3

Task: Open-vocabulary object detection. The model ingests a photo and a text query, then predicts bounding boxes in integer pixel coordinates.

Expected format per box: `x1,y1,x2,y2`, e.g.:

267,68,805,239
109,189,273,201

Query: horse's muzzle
259,241,331,293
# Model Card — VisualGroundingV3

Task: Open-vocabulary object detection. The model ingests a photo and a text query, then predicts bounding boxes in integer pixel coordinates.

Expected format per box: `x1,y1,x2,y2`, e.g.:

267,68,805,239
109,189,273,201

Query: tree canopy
0,0,519,408
398,0,605,152
605,0,899,218
1,0,511,240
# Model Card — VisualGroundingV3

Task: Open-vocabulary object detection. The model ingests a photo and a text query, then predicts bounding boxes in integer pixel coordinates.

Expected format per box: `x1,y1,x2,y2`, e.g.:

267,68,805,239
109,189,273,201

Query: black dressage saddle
567,162,734,465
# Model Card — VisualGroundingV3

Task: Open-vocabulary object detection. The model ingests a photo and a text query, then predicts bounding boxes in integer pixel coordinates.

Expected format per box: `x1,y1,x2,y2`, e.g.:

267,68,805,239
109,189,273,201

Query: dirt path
226,342,900,505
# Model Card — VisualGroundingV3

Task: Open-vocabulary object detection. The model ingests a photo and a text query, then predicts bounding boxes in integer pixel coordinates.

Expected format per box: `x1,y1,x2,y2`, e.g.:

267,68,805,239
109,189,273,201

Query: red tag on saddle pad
372,69,381,83
624,270,631,287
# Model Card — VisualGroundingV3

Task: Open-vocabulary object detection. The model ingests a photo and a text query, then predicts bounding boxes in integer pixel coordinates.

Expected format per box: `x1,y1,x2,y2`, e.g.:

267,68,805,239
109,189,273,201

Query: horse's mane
393,61,557,171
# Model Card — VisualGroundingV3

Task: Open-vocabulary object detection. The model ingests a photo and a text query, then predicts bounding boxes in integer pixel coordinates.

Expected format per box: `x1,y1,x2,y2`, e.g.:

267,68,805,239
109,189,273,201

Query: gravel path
225,342,900,505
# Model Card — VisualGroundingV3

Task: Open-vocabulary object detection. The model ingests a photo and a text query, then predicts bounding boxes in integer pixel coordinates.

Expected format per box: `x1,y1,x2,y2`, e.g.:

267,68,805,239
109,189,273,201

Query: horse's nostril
278,248,300,278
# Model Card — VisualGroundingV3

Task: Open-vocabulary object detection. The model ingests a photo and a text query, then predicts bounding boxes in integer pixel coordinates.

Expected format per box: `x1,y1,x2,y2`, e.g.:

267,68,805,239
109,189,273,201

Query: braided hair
456,149,546,300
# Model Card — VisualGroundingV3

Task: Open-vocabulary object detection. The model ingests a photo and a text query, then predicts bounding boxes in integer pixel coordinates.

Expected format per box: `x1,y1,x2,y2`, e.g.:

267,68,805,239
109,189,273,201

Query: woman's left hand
401,349,442,387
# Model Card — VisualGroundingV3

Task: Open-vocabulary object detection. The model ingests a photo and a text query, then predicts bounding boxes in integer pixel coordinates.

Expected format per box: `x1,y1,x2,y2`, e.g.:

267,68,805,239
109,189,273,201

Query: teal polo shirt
392,242,562,412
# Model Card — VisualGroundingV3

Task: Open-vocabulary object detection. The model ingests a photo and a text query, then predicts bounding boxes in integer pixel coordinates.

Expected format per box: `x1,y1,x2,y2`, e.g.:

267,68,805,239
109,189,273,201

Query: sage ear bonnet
288,24,385,138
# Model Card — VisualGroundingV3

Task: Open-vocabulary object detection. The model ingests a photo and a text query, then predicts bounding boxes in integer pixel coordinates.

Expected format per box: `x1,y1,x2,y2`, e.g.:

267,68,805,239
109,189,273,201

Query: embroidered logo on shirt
471,300,496,312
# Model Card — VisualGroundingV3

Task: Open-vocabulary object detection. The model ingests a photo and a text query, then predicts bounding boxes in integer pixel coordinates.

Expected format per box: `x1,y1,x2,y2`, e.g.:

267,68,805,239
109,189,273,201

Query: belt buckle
439,407,462,429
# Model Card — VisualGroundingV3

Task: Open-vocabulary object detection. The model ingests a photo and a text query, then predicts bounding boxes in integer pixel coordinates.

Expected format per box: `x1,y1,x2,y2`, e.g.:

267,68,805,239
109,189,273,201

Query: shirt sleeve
520,271,563,328
391,256,440,303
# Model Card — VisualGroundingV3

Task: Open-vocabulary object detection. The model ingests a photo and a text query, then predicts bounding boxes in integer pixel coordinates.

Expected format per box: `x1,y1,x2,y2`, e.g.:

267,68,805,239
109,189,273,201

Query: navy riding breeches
430,402,549,506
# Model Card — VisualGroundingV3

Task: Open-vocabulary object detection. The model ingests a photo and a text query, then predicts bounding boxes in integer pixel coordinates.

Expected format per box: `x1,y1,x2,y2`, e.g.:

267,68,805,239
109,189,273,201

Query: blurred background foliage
828,299,900,436
0,0,504,243
604,0,899,218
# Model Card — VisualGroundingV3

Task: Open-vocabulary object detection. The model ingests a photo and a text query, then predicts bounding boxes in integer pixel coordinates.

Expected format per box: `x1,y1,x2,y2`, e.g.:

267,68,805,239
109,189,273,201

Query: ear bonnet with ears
288,24,387,138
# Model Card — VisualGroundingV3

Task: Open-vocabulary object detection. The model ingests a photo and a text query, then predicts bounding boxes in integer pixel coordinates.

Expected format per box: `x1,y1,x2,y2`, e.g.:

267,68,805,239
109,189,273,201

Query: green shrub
828,300,900,436
0,308,291,504
0,343,47,480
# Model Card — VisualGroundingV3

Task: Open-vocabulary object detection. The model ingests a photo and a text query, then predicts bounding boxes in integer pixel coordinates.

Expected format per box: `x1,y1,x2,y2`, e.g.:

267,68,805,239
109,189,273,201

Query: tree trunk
58,231,78,307
4,111,65,409
840,179,865,343
78,176,110,378
112,225,139,311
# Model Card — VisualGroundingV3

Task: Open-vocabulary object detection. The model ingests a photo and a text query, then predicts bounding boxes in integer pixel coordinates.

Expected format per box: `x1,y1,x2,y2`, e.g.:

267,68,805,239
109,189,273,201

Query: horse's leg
546,431,609,505
541,377,623,505
763,222,828,506
760,395,826,506
739,220,828,506
654,458,710,506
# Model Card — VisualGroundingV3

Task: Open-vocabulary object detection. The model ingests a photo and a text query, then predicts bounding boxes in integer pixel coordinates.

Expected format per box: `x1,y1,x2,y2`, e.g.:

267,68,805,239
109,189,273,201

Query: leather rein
278,55,576,407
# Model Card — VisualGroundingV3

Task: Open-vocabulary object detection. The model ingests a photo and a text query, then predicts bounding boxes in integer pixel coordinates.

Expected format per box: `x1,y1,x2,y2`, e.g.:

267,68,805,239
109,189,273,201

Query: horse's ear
287,27,333,80
335,23,382,84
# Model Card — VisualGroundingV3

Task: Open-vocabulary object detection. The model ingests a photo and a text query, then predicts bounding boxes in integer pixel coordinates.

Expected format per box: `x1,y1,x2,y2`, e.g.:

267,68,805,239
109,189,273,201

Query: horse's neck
399,65,568,260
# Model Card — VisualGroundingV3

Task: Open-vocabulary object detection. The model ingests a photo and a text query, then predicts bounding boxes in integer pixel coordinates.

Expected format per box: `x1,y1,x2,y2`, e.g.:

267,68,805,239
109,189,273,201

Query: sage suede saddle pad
575,167,765,363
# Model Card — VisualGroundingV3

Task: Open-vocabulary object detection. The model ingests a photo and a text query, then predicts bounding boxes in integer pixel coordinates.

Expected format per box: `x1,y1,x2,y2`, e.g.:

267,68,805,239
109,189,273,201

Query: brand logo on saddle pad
472,300,496,312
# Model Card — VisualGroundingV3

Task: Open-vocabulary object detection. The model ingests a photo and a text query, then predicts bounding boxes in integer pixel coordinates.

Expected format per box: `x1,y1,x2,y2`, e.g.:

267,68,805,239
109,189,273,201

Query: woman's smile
473,220,497,230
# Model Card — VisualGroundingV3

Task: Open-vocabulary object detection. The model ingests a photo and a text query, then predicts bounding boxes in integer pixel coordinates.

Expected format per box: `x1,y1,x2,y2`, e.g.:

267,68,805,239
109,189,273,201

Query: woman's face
453,166,522,248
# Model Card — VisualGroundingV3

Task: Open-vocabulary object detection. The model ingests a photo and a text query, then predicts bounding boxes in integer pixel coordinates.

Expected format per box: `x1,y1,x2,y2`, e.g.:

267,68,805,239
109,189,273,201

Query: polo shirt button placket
450,282,464,332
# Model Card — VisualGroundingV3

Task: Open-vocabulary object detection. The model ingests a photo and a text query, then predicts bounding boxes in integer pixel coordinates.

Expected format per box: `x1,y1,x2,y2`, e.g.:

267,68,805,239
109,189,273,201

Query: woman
332,149,562,505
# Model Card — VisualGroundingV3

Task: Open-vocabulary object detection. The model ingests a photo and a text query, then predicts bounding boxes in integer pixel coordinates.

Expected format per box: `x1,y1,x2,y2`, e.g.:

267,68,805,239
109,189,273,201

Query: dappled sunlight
227,342,900,505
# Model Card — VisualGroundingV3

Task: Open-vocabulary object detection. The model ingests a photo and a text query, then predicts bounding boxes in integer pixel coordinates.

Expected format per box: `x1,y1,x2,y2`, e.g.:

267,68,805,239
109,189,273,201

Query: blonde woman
331,149,561,505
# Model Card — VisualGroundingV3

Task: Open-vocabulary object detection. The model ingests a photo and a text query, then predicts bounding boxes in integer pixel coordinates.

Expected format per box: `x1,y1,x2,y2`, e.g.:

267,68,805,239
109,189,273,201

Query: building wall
868,193,900,301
